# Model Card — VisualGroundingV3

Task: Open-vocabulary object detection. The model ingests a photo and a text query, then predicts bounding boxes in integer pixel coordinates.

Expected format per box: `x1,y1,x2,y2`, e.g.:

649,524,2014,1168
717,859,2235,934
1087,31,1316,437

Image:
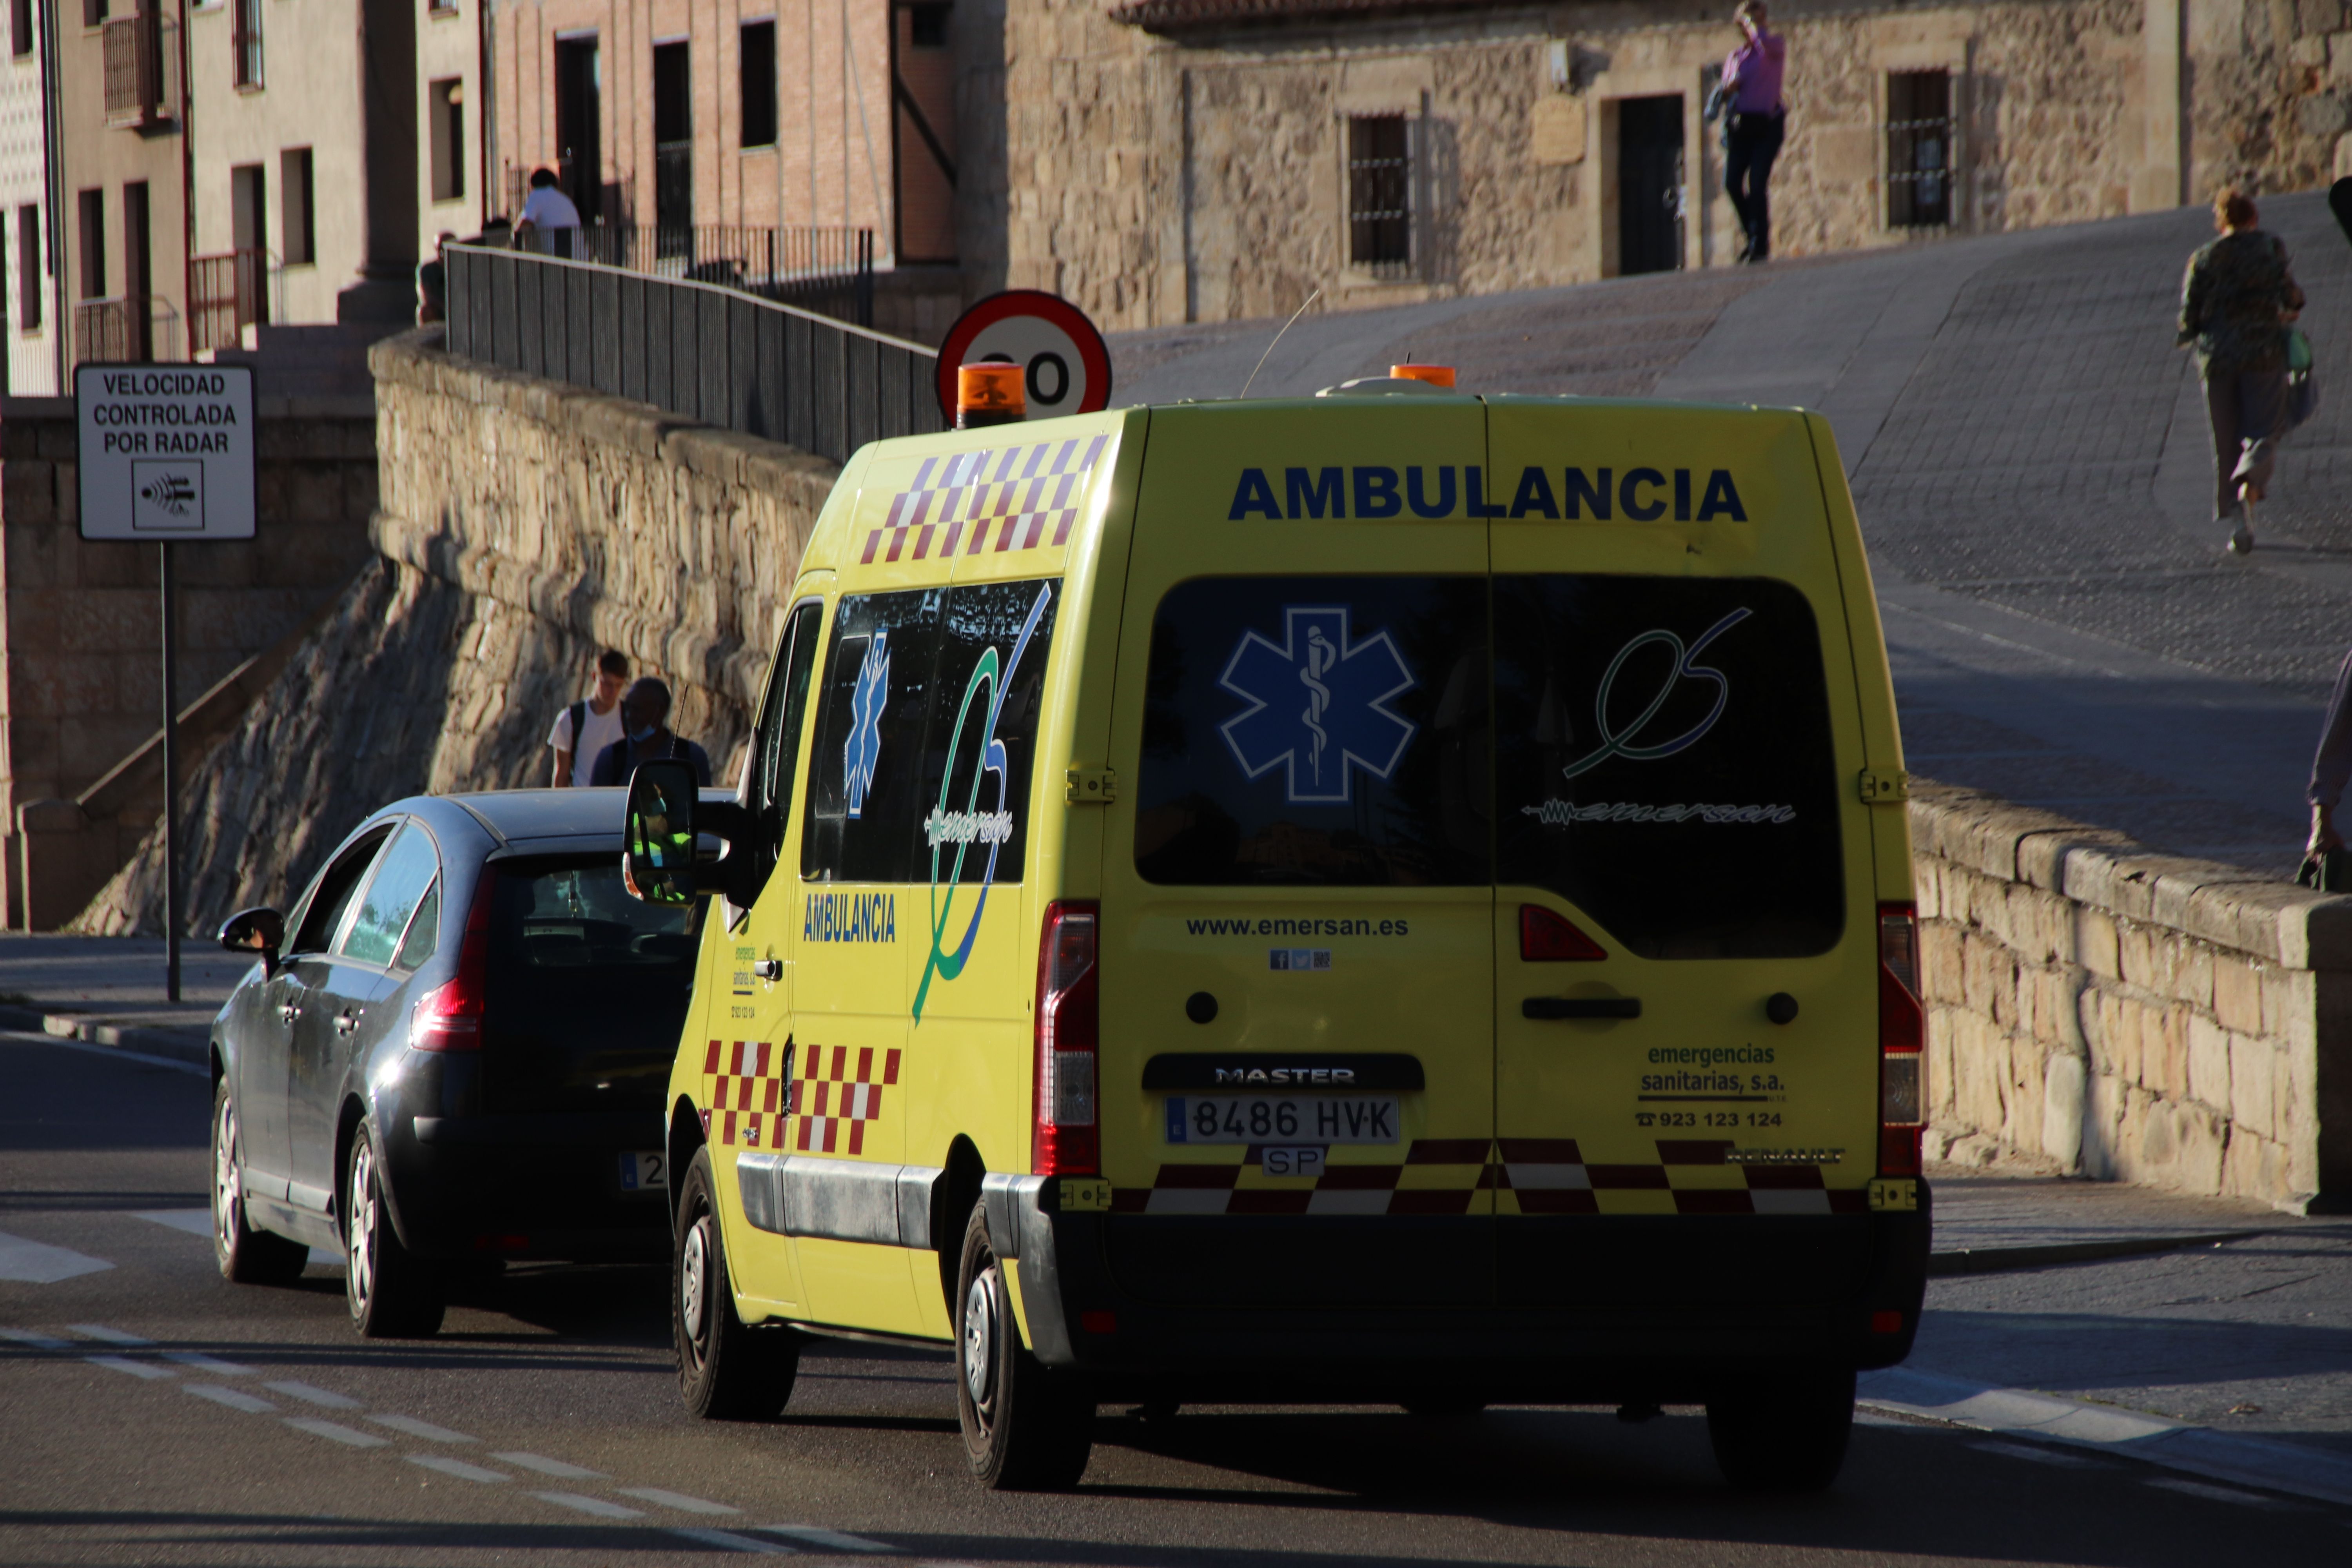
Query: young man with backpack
548,650,631,787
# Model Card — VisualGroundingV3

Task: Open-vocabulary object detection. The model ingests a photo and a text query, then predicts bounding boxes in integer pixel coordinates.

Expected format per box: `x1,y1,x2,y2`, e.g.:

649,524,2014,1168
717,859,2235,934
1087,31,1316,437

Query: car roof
436,787,632,843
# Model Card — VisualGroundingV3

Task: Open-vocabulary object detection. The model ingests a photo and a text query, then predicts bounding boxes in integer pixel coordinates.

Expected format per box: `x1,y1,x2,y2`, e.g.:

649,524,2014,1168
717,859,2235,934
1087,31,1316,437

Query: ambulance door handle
1523,996,1641,1020
753,959,784,981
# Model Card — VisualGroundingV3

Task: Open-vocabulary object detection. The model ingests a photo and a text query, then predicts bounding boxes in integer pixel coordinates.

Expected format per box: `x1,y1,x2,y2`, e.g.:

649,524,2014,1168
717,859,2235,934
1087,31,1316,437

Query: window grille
1347,115,1412,278
1886,70,1952,229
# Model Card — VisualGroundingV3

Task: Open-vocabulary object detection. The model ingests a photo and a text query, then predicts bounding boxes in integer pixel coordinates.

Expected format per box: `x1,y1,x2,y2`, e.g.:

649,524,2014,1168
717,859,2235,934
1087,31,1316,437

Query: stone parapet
1911,780,2351,1213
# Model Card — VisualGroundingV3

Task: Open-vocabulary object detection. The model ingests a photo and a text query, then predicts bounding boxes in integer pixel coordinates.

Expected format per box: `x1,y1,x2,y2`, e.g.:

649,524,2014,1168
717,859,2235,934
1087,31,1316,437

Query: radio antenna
1240,287,1324,399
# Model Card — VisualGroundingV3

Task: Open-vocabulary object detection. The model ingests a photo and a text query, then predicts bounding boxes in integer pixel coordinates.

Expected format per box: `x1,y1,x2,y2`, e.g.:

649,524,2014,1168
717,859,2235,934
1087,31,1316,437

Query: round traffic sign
935,290,1113,425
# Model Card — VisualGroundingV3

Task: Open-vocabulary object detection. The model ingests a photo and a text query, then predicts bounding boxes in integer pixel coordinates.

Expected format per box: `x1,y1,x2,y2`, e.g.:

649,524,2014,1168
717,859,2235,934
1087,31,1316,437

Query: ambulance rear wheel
955,1201,1094,1490
674,1149,800,1421
1706,1367,1855,1491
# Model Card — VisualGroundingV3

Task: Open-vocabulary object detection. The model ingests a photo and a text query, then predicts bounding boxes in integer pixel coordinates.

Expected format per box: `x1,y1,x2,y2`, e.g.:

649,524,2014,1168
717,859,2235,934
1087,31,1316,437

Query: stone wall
0,396,377,929
71,332,839,936
987,0,2352,330
1913,780,2352,1213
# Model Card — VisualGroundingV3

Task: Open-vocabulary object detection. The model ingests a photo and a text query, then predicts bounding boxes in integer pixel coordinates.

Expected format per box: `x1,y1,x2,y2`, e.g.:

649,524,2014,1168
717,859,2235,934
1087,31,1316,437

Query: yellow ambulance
622,368,1931,1494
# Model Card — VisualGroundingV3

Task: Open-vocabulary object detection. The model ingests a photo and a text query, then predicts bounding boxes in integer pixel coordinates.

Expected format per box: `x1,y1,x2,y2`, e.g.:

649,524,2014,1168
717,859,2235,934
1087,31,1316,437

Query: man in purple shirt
1719,0,1788,263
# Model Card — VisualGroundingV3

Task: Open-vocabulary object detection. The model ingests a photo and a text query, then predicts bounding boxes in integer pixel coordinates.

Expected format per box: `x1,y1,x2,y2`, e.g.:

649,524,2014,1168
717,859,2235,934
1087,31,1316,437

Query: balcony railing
103,12,180,129
189,249,272,354
515,224,876,325
73,297,181,366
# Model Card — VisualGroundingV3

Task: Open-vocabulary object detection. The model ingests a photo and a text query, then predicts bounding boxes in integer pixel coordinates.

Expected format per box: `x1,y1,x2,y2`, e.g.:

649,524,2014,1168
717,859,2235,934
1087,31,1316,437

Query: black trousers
1724,113,1787,260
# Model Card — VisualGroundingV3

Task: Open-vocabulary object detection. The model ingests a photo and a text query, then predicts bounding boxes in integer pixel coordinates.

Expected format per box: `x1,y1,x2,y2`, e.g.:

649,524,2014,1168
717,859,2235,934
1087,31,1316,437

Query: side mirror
624,761,704,906
219,907,285,976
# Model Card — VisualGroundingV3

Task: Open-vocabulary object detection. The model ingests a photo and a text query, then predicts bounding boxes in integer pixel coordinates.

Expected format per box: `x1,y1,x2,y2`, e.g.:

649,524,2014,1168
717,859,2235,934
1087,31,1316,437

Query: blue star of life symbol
844,630,889,818
1218,606,1417,805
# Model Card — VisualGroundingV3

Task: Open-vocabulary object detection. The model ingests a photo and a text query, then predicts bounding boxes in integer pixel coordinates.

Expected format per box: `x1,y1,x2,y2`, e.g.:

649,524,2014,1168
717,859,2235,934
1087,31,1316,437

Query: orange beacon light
958,363,1026,428
1389,363,1457,388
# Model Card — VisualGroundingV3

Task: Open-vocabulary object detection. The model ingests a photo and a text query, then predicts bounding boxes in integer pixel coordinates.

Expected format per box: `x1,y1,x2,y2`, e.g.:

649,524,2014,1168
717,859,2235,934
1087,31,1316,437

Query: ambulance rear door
1099,394,1497,1309
1484,398,1884,1312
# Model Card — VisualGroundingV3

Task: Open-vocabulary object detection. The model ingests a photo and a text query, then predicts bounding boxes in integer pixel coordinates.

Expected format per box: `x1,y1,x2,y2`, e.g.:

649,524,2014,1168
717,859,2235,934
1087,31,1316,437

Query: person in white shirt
517,167,584,259
548,650,630,787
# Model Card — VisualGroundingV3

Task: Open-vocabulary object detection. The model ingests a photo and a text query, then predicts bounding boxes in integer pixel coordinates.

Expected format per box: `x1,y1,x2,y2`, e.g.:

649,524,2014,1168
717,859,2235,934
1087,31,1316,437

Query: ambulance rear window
1134,576,1489,886
1492,575,1844,958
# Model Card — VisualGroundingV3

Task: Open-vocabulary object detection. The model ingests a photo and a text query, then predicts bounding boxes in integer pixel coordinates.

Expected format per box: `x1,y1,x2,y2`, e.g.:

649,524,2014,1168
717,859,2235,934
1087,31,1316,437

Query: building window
232,0,261,89
281,147,314,263
428,0,457,13
653,40,692,236
740,20,776,149
554,35,603,223
76,189,103,299
17,205,41,329
908,3,949,47
430,78,466,201
1347,115,1412,276
82,0,104,29
1886,70,1952,229
11,0,32,58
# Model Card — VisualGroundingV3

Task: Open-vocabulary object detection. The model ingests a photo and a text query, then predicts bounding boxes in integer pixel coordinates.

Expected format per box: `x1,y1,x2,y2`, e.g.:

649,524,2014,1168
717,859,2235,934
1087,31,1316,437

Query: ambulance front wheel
1705,1366,1856,1491
673,1149,800,1420
955,1201,1095,1490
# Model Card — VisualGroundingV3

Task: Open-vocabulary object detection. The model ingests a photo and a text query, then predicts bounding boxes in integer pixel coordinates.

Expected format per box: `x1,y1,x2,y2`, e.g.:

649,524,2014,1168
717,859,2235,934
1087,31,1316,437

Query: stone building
948,0,2352,330
1,0,58,394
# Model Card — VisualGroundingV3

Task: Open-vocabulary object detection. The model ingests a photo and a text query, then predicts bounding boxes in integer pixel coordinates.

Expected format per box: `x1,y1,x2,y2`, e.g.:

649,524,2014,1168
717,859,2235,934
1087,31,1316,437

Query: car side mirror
219,906,285,976
624,760,705,906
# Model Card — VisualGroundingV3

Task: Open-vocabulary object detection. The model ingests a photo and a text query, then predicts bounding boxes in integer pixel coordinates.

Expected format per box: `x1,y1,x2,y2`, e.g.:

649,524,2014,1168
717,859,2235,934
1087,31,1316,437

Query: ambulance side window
751,598,827,887
801,588,944,883
919,578,1059,886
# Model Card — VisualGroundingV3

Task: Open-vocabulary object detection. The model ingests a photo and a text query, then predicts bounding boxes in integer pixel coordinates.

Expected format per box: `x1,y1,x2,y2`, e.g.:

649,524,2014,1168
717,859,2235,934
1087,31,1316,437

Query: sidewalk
0,935,242,1068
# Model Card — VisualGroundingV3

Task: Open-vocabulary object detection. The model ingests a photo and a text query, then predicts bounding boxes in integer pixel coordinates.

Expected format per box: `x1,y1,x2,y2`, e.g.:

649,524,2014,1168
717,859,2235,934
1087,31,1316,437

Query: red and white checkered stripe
700,1039,788,1151
793,1044,903,1156
860,435,1109,565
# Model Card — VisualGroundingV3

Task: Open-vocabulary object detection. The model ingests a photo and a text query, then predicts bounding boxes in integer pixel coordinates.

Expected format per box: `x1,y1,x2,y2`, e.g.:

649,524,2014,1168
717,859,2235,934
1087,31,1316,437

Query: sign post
74,364,257,1002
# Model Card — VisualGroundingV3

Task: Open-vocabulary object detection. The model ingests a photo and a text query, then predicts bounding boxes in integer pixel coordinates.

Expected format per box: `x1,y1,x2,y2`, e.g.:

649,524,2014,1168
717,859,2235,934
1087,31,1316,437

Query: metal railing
517,224,877,327
1886,113,1957,229
443,243,943,467
73,296,180,365
103,11,179,128
188,249,272,354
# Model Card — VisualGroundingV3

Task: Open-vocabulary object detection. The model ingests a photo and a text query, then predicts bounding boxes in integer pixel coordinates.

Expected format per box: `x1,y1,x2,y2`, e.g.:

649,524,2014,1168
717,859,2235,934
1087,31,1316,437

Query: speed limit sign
935,290,1114,424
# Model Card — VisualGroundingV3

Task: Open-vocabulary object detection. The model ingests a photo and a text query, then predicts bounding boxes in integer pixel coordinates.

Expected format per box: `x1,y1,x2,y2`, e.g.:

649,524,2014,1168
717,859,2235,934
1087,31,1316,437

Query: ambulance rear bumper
985,1174,1931,1404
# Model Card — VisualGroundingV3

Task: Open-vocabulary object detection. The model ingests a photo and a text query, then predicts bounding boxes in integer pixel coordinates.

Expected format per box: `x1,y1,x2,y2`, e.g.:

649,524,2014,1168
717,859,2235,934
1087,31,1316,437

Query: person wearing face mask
588,677,714,788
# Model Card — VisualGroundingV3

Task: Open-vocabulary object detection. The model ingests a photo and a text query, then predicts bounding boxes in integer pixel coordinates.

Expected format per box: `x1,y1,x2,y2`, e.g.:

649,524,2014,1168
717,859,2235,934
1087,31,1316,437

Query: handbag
2287,326,2319,431
2296,845,2352,892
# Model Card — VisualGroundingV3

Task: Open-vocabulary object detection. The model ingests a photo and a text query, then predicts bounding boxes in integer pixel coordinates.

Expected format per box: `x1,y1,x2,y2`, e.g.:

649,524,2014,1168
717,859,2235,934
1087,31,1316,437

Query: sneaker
2228,522,2256,554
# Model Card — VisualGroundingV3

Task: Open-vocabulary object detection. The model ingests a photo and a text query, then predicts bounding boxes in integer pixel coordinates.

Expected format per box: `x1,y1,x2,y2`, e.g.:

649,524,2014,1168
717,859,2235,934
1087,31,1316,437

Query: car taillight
411,873,495,1053
1879,901,1925,1175
1033,900,1099,1175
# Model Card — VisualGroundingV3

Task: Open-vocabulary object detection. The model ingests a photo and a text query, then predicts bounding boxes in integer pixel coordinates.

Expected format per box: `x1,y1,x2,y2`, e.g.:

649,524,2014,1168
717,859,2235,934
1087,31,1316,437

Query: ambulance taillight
1878,902,1925,1175
1033,900,1100,1175
411,872,495,1052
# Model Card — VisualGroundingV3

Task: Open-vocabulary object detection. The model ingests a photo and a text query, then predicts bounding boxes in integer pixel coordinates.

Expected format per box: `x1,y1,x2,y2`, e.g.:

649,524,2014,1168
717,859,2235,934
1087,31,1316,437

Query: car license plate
1165,1096,1399,1145
617,1151,667,1191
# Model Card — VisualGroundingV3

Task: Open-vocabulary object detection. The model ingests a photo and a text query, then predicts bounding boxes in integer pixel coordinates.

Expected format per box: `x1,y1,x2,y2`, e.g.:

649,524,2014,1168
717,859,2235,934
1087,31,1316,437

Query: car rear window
1135,576,1490,886
1492,575,1844,958
481,856,701,1112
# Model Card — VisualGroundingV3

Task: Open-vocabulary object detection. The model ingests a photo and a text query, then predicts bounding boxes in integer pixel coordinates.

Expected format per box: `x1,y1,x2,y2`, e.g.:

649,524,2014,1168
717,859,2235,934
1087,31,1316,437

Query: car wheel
955,1199,1094,1490
673,1148,799,1420
1706,1367,1855,1491
345,1125,445,1339
211,1078,308,1285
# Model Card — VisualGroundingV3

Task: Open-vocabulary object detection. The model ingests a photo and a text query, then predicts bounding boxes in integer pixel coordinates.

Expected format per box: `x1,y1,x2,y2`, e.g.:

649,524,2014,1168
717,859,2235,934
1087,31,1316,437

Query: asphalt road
5,1032,2347,1567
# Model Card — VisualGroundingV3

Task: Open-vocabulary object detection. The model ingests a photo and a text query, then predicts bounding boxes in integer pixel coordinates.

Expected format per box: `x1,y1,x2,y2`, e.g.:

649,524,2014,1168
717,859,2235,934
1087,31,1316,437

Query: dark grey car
207,789,705,1336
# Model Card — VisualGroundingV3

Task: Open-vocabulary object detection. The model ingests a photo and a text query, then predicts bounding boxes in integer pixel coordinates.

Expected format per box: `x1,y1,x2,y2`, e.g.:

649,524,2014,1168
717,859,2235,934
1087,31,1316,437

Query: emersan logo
1184,916,1410,937
1226,465,1749,523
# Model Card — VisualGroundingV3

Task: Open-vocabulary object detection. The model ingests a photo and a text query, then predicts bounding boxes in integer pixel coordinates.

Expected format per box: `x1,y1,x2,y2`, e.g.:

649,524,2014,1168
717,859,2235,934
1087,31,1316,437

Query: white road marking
406,1454,511,1484
9,1033,207,1076
671,1527,797,1555
367,1413,475,1443
1969,1439,2100,1468
0,1328,74,1350
618,1486,741,1515
86,1355,173,1380
130,1209,217,1238
757,1524,893,1552
185,1383,276,1414
285,1417,390,1448
2146,1477,2288,1508
68,1324,151,1345
163,1352,253,1376
534,1491,645,1519
491,1451,604,1480
0,1234,113,1284
263,1380,360,1409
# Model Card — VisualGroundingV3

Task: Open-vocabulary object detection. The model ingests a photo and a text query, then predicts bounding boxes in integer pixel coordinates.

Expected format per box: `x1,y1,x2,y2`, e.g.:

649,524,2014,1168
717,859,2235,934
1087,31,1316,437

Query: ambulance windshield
1491,574,1844,958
